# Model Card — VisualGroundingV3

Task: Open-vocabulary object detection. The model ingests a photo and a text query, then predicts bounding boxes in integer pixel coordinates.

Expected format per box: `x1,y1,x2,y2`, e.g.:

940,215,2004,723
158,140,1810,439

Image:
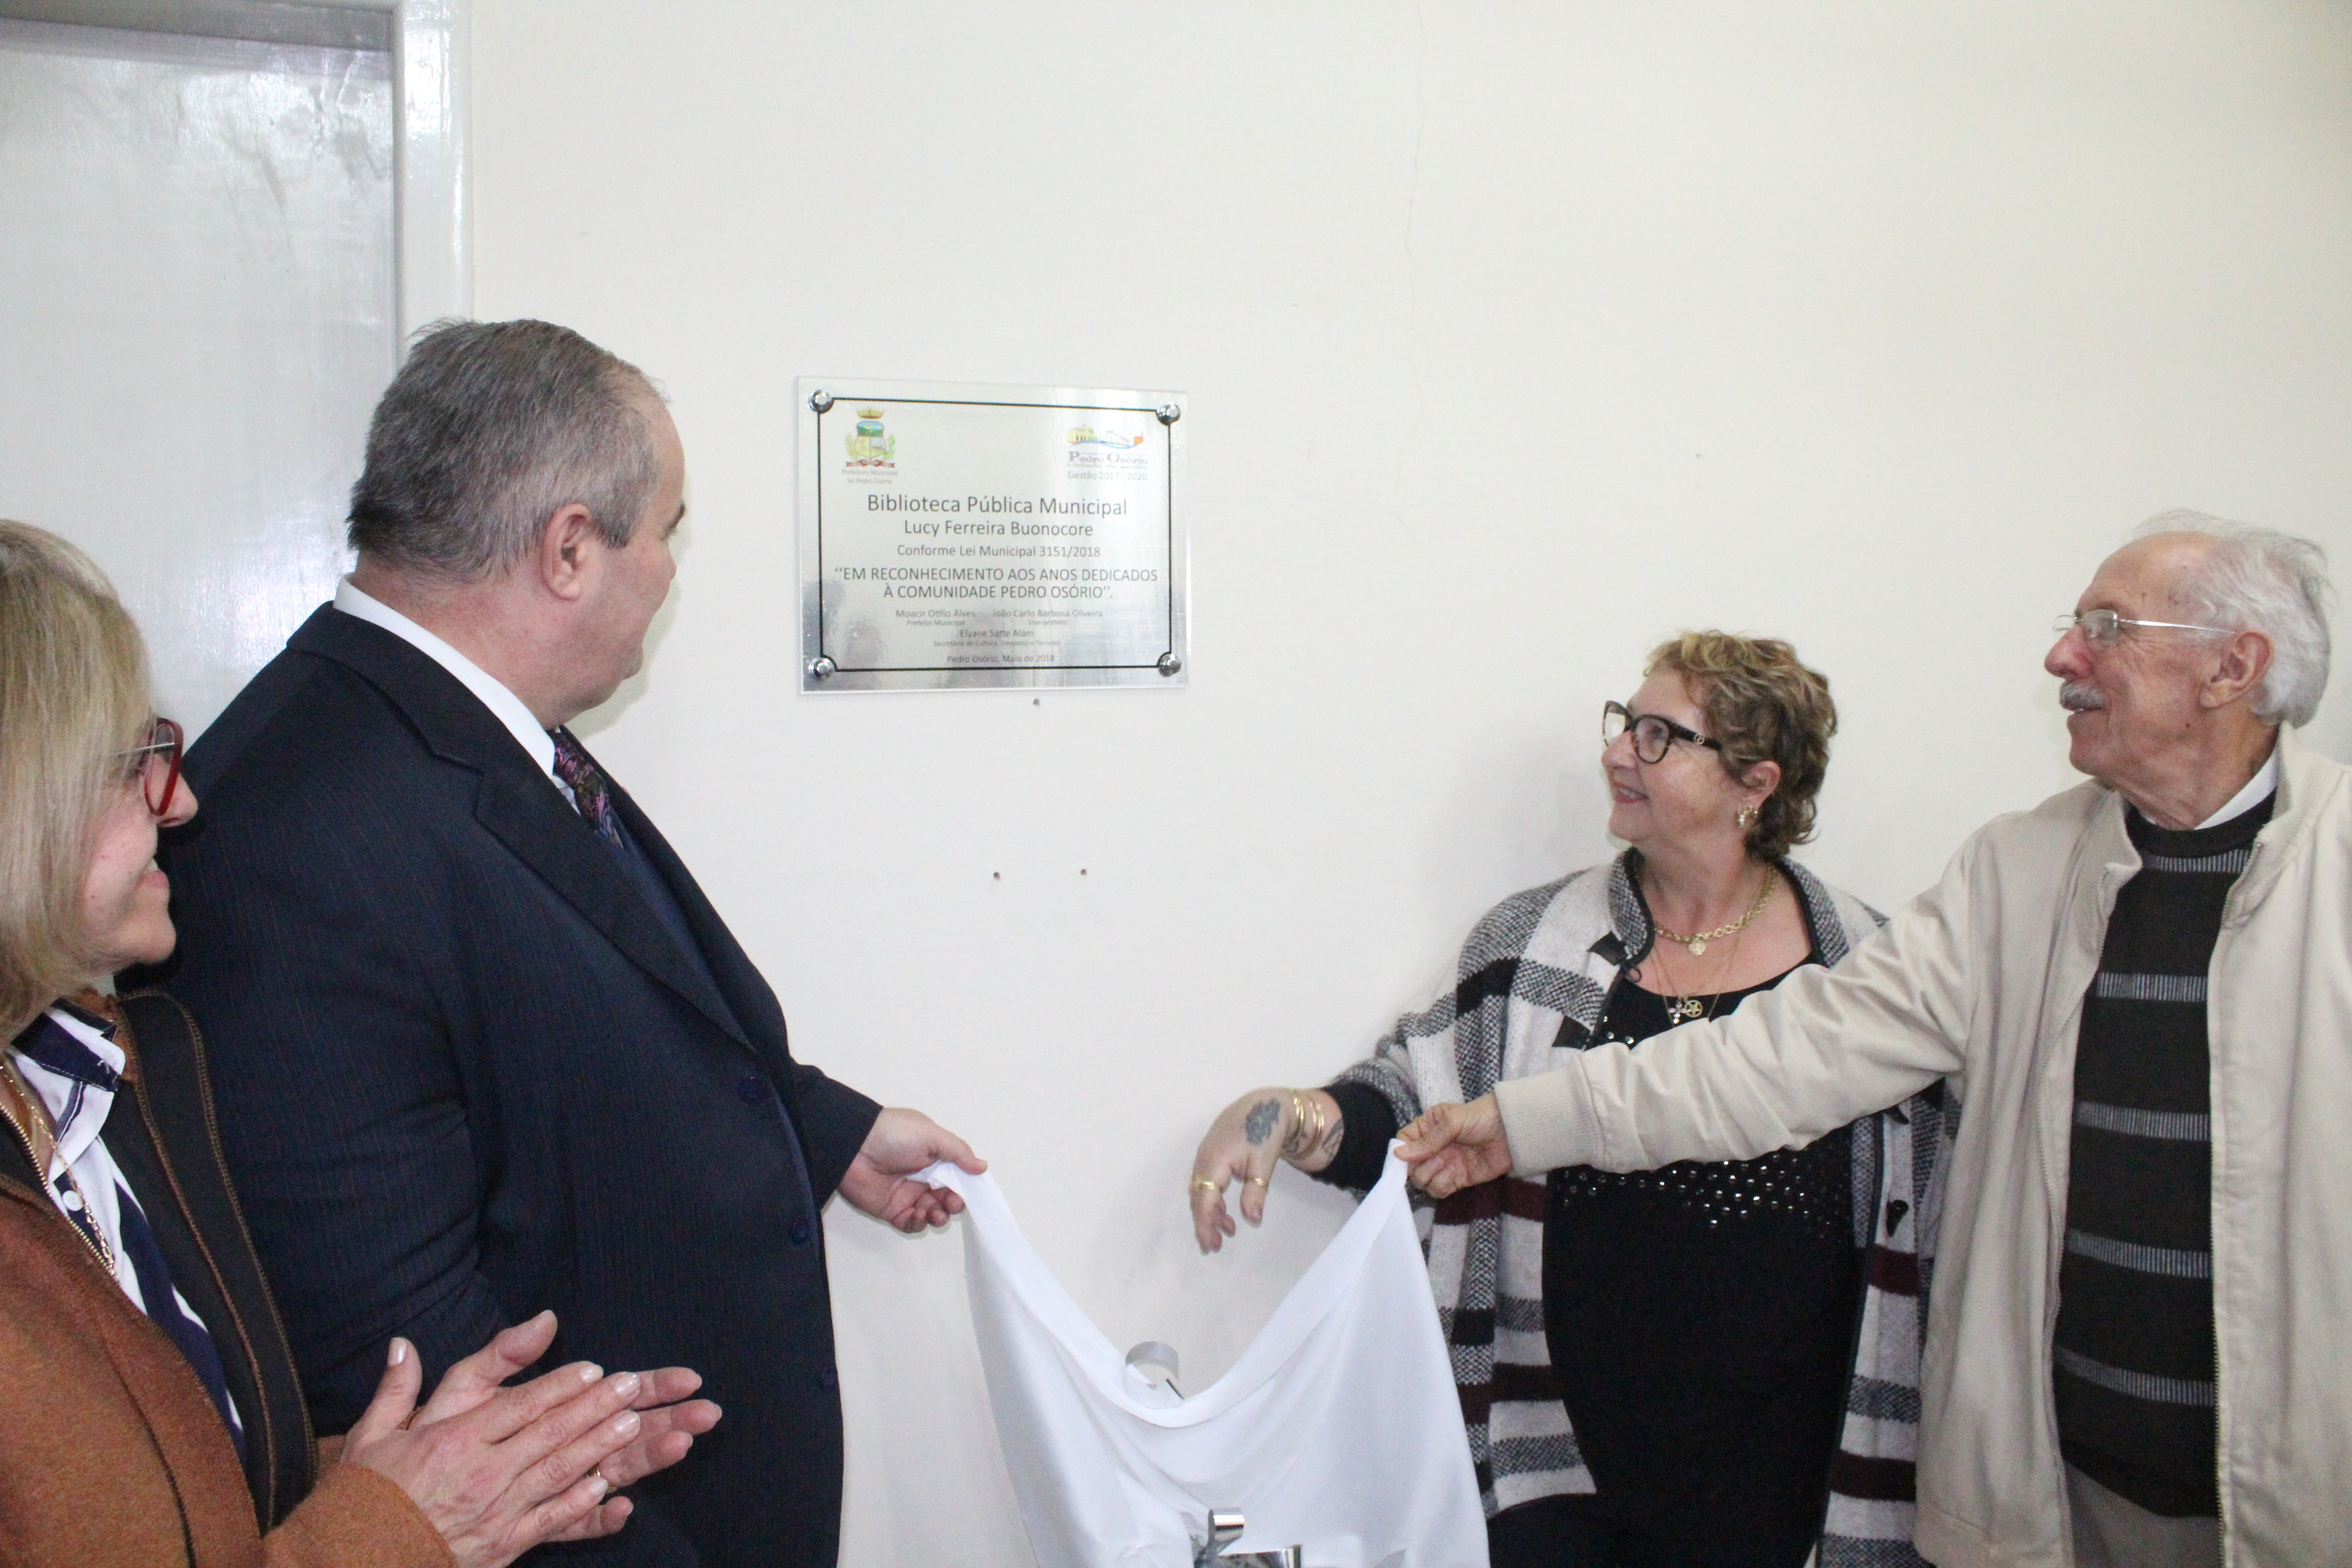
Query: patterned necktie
549,728,622,844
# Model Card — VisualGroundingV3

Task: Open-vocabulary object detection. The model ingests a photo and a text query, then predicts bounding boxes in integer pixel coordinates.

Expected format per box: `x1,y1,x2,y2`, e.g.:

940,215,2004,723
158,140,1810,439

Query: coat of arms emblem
845,407,896,466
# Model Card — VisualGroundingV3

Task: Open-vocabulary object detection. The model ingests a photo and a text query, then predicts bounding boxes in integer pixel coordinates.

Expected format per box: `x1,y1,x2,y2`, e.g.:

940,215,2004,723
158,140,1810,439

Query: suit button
736,1074,767,1104
819,1367,838,1390
790,1217,812,1245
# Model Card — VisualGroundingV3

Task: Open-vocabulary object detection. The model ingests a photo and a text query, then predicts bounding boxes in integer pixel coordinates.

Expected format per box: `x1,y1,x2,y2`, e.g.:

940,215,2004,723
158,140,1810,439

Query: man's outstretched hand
1394,1093,1513,1198
838,1107,986,1232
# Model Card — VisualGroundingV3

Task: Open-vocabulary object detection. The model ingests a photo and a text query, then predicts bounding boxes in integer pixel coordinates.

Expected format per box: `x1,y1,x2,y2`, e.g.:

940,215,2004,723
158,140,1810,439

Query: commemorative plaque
797,377,1189,692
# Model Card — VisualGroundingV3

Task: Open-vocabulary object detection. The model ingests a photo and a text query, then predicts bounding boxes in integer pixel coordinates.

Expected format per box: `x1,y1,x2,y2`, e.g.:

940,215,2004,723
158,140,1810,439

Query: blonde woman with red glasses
0,521,715,1568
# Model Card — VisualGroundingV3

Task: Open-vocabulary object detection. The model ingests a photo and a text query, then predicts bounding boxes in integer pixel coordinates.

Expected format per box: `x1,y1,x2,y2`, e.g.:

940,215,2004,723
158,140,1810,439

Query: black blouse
1543,966,1857,1546
1319,956,1862,1553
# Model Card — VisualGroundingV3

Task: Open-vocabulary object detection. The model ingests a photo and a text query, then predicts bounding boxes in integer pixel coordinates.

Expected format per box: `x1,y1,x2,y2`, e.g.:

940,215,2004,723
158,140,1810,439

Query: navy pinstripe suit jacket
140,605,881,1568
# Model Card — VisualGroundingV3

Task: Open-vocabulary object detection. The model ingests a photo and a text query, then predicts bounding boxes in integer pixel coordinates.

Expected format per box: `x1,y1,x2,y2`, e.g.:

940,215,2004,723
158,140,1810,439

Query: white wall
0,19,393,734
463,5,2352,1562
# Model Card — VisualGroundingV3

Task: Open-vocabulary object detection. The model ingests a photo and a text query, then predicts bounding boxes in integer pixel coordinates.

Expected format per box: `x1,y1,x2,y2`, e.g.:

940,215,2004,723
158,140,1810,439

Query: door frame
380,0,470,337
0,0,468,336
248,0,472,335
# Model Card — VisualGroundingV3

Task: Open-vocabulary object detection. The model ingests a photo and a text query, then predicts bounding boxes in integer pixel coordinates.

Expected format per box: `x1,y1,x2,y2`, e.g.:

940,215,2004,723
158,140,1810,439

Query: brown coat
0,994,452,1568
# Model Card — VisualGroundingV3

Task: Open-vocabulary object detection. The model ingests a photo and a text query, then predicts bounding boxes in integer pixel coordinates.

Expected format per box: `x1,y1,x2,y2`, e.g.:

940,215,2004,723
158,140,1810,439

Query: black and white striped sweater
2055,793,2272,1517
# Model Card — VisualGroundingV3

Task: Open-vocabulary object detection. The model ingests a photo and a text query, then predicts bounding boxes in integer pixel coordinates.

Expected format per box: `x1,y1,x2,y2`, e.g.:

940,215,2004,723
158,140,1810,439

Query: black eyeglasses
117,716,184,815
1602,700,1721,764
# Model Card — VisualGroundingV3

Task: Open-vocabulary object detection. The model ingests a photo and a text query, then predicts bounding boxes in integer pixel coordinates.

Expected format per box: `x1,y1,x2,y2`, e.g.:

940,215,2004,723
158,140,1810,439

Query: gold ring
1189,1177,1221,1194
1244,1174,1269,1187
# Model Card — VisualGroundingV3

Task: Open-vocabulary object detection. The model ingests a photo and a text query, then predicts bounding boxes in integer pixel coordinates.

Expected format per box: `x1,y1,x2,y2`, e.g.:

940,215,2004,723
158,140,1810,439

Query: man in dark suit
145,319,985,1568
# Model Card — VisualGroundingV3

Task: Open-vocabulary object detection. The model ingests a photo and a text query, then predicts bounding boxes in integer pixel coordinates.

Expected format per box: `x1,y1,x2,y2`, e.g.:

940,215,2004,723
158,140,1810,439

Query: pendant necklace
1657,936,1737,1025
1649,912,1746,1025
1653,867,1777,957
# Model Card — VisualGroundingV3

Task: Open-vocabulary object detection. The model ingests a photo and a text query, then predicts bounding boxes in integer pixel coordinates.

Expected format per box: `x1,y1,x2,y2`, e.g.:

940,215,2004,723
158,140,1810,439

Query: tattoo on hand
1244,1098,1280,1145
1317,1117,1344,1159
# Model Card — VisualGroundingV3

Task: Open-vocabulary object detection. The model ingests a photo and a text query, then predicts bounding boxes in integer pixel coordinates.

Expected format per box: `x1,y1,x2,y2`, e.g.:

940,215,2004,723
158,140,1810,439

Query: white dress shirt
2195,745,2280,830
335,576,564,791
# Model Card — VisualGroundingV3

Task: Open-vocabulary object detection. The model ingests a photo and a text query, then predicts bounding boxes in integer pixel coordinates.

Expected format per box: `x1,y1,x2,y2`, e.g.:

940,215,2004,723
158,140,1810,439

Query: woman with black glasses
1189,631,1948,1568
0,520,718,1568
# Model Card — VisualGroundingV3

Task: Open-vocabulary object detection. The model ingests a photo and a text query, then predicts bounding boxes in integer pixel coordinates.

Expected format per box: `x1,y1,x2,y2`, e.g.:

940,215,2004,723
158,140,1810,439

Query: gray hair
2135,509,2334,727
348,319,666,580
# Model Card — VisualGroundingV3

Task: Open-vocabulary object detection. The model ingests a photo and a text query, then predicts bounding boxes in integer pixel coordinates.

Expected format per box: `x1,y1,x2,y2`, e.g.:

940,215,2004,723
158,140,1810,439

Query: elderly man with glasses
1397,513,2349,1568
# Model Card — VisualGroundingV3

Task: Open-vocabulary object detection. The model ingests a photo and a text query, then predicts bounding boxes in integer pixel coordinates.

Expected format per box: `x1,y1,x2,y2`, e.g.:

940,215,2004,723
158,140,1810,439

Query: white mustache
2060,681,2107,713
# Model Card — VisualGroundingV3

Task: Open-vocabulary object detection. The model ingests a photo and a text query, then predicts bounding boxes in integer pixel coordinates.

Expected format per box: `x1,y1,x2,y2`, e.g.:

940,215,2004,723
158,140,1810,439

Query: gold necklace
5,1060,118,1278
51,1163,117,1278
1651,867,1777,956
1653,925,1742,1024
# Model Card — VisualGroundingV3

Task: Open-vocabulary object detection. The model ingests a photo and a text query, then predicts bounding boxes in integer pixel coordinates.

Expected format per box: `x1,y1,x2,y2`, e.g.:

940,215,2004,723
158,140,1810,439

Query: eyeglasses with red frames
118,717,185,816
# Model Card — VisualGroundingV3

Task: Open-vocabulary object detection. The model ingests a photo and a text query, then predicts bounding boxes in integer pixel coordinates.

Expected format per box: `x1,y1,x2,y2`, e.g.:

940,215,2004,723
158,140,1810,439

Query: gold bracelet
1283,1087,1324,1161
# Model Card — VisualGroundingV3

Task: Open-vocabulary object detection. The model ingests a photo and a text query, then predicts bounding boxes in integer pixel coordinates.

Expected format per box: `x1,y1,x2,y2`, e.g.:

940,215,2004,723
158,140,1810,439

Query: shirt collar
9,1008,127,1171
335,577,559,785
51,997,117,1042
2195,744,2280,830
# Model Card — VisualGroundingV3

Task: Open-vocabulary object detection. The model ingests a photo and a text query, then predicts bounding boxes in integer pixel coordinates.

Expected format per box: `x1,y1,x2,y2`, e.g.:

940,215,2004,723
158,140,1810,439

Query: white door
0,14,394,733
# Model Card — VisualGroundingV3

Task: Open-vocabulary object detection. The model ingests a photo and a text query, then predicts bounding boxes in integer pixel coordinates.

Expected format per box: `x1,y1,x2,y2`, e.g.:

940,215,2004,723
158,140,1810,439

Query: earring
1737,805,1759,830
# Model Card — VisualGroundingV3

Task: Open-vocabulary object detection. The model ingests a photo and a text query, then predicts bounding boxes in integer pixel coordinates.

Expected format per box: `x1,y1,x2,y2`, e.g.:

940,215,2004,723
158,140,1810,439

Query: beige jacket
1493,725,2352,1568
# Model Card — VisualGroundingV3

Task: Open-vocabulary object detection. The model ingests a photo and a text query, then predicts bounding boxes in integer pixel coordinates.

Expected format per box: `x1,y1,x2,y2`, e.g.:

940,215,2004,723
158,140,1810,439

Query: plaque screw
809,390,834,414
1155,403,1182,425
807,655,837,680
1157,652,1182,676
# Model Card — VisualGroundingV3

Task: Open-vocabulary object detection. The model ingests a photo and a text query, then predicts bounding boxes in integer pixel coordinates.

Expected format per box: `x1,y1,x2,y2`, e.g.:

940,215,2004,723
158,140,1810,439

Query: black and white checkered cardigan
1331,853,1950,1566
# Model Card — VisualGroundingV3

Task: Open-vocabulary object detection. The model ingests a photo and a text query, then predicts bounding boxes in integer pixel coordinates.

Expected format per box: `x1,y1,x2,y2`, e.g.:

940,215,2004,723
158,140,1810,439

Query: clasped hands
343,1309,721,1568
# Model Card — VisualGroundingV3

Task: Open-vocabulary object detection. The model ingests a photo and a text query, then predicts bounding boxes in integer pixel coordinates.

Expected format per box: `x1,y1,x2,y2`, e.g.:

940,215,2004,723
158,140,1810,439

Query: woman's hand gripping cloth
918,1149,1489,1568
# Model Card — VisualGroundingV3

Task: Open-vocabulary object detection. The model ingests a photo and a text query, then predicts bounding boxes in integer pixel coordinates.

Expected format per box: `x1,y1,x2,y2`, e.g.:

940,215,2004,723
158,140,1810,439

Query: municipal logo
845,407,896,468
